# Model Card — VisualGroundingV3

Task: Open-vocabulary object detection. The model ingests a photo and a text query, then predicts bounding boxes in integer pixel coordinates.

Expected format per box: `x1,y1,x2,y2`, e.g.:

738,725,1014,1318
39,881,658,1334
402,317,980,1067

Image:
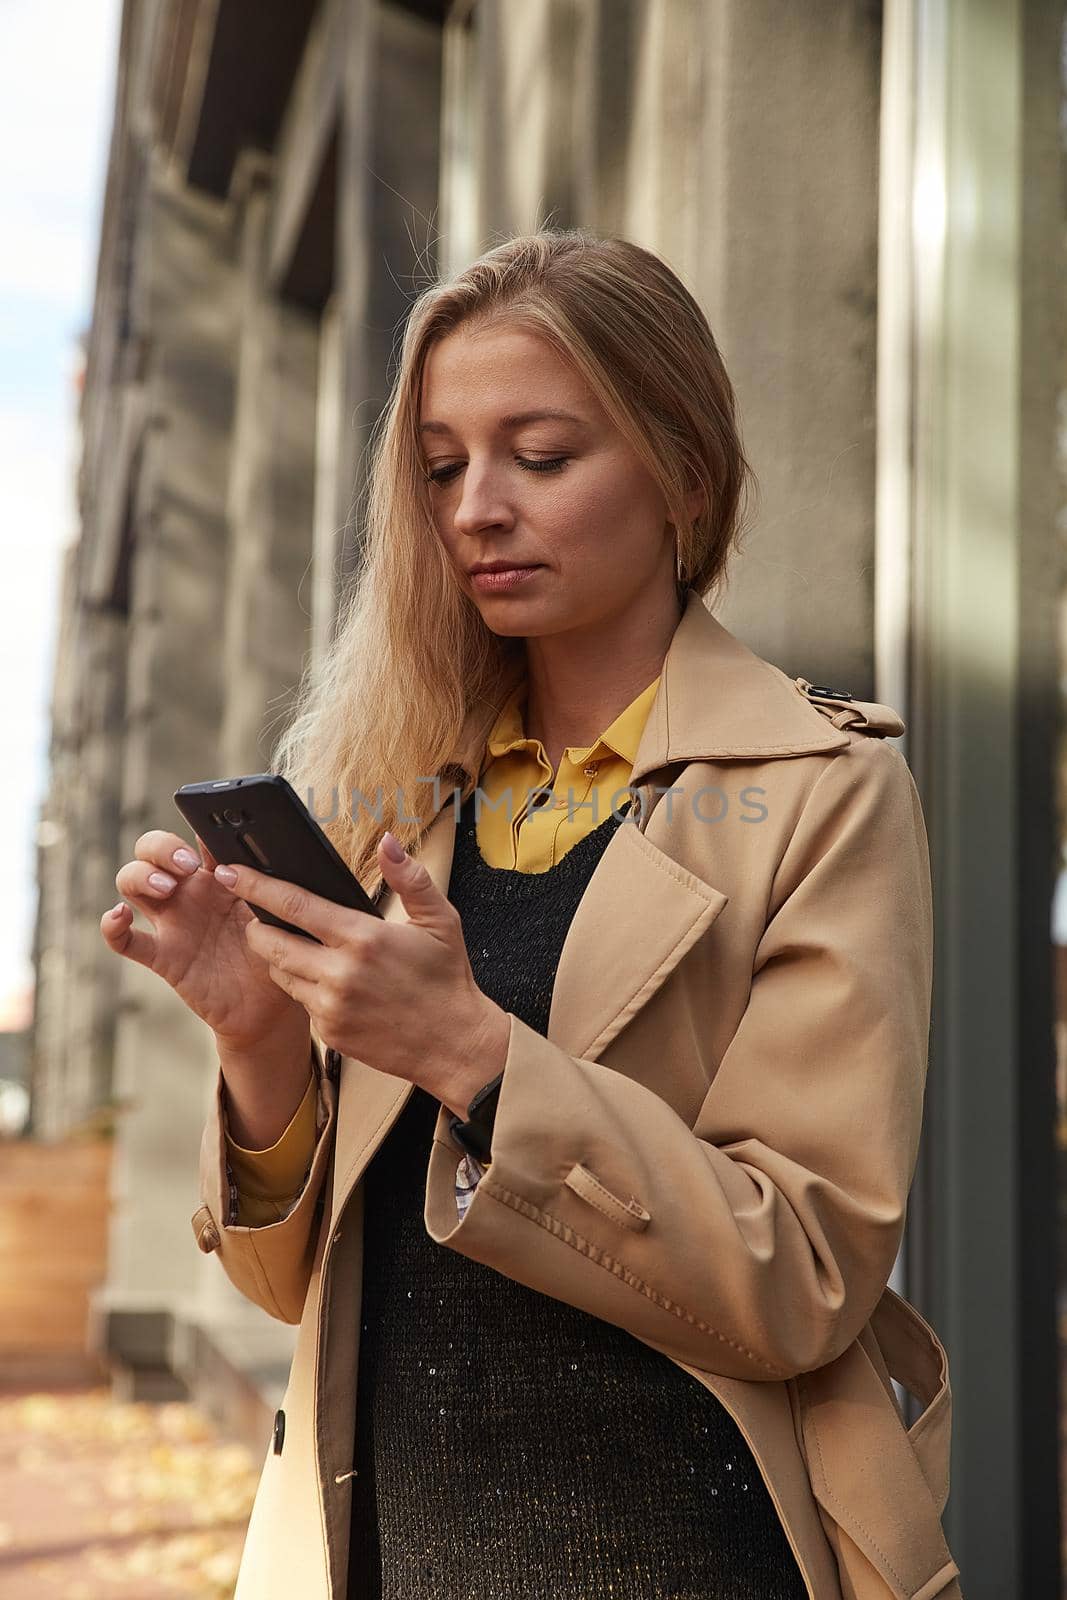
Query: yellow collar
484,675,661,770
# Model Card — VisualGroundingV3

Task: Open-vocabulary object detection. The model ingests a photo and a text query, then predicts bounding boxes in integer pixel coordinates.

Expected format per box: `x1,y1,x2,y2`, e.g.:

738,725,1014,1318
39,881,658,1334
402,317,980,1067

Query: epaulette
793,677,905,739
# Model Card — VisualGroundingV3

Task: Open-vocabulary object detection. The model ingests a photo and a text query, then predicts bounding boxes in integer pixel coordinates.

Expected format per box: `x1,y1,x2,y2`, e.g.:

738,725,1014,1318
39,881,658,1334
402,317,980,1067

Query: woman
102,230,961,1600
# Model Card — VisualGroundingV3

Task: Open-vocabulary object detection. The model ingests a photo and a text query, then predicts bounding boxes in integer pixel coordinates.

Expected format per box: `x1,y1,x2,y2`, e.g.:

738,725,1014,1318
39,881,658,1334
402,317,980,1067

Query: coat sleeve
424,738,934,1382
191,1033,337,1324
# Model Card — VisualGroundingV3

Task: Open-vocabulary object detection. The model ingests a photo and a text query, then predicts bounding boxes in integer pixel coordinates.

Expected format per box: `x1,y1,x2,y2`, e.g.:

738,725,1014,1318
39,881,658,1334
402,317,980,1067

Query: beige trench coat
192,592,962,1600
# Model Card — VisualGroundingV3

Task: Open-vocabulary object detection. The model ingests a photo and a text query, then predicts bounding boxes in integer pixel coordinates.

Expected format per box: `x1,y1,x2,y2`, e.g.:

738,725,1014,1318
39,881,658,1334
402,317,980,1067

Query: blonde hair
271,228,757,898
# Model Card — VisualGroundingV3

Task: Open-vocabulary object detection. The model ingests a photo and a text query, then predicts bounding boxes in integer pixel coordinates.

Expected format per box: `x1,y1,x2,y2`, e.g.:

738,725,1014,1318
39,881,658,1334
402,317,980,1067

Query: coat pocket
795,1289,962,1599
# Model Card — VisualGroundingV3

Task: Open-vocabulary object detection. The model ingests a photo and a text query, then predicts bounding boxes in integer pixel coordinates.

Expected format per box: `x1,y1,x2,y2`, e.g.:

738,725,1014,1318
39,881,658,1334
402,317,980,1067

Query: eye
424,462,462,486
425,456,571,486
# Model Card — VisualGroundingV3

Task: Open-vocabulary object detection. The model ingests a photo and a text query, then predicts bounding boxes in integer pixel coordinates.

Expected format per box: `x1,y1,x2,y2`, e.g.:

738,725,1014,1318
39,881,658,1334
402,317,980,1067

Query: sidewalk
0,1386,261,1599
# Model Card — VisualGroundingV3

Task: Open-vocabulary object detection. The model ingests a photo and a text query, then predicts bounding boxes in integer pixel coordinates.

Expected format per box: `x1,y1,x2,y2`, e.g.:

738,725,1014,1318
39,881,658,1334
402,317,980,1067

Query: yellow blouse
224,673,661,1226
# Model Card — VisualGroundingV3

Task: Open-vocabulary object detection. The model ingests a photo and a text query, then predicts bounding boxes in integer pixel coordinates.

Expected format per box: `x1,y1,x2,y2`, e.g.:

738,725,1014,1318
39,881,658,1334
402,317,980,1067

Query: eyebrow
418,409,590,435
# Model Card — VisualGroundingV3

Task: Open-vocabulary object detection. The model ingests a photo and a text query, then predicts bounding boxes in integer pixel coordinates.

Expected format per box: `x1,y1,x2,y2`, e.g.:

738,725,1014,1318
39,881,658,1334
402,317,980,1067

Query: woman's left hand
212,832,511,1120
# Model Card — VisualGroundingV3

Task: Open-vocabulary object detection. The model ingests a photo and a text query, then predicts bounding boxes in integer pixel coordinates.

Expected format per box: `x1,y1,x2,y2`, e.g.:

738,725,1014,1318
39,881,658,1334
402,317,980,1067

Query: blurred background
0,1,1064,1596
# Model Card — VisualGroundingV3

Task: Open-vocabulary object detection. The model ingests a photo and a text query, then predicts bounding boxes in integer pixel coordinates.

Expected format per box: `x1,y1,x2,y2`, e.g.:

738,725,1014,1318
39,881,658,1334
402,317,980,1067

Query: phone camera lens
223,807,245,826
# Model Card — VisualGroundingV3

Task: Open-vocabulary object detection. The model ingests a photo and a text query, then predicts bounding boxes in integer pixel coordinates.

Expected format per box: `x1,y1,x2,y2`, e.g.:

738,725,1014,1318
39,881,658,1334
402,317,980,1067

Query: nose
451,458,515,538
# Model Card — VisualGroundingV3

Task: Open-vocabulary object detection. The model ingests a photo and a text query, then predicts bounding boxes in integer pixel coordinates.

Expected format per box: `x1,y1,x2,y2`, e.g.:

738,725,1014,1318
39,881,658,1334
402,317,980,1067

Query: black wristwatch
448,1071,504,1163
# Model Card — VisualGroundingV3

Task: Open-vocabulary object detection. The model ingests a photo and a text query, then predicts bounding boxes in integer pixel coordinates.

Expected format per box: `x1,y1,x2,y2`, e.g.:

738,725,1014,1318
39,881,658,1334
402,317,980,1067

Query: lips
469,563,541,575
469,564,544,593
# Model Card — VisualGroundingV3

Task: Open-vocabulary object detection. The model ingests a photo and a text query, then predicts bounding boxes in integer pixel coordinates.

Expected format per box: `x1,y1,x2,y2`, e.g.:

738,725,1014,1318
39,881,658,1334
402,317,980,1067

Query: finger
213,864,338,944
376,834,458,938
116,859,186,905
244,917,330,984
265,963,318,1011
134,829,204,878
99,902,158,968
194,832,220,872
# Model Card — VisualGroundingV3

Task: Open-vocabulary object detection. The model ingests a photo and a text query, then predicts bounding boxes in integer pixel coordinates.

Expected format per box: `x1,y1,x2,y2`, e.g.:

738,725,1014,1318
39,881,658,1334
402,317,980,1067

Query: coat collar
445,589,850,795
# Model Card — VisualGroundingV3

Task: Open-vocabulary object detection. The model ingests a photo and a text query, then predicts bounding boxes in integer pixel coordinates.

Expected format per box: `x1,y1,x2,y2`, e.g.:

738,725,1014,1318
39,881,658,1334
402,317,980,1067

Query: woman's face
418,322,689,637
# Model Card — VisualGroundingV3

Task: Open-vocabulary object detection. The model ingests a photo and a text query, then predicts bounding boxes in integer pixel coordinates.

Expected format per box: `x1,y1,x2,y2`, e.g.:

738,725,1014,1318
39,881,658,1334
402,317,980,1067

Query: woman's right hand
100,829,309,1053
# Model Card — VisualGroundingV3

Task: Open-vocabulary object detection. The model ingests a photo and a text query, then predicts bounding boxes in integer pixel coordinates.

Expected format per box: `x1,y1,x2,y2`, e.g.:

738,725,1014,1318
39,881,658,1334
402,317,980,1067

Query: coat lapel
330,875,421,1214
546,817,728,1060
332,592,854,1209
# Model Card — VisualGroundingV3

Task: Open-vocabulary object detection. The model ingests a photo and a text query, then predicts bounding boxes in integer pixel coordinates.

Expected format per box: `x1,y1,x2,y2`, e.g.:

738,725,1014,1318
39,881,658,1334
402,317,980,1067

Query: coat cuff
194,1038,336,1322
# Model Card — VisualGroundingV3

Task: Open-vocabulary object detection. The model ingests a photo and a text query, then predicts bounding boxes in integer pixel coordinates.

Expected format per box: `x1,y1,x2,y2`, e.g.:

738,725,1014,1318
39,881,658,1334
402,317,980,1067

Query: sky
0,0,122,1028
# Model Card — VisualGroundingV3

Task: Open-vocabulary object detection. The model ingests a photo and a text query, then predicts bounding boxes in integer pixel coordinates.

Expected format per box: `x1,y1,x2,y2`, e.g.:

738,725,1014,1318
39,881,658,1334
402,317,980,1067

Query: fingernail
381,832,406,862
173,848,200,872
109,903,125,919
148,872,177,892
214,864,238,886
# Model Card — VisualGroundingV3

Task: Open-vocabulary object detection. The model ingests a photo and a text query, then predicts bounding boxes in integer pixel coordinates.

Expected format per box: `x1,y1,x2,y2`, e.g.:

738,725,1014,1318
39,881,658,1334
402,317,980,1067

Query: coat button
273,1409,285,1455
805,681,853,701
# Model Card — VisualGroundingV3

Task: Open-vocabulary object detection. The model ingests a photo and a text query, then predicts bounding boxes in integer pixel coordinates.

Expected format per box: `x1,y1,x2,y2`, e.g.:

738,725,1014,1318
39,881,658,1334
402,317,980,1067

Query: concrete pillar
67,607,127,1122
475,0,581,239
221,156,318,774
439,0,586,268
334,0,442,599
34,574,126,1138
31,548,80,1139
691,0,882,686
569,0,708,277
100,158,238,1374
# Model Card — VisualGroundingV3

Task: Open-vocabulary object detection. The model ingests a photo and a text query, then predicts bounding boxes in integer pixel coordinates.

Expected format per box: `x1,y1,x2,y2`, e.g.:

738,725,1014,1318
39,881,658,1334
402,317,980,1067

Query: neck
522,586,685,760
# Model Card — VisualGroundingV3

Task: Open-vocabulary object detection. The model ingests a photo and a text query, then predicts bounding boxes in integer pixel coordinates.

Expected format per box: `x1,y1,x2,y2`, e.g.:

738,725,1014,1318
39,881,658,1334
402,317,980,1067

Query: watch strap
448,1071,503,1163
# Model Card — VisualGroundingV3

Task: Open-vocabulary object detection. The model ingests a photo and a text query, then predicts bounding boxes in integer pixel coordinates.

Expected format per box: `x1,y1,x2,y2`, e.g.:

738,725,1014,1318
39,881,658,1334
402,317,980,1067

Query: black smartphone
173,773,383,941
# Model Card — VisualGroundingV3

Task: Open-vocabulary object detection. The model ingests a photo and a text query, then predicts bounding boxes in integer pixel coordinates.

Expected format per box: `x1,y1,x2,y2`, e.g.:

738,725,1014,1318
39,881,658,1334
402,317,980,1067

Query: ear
684,484,706,524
